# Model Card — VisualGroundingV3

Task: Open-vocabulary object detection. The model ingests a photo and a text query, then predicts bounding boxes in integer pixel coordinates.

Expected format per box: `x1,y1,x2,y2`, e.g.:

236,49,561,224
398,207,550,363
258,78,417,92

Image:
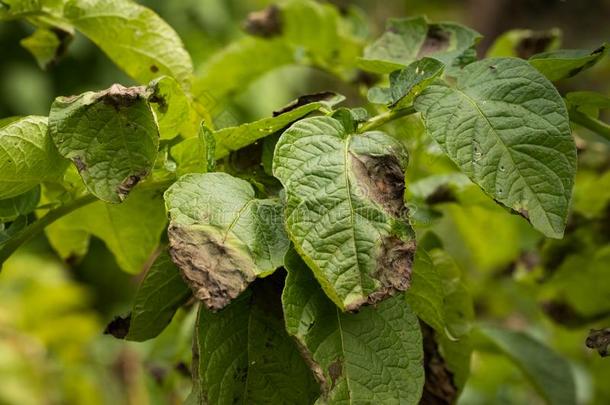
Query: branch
569,109,610,142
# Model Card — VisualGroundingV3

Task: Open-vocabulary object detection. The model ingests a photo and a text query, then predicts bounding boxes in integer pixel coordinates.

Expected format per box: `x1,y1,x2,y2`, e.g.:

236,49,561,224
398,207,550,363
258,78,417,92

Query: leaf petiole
357,105,417,133
569,109,610,142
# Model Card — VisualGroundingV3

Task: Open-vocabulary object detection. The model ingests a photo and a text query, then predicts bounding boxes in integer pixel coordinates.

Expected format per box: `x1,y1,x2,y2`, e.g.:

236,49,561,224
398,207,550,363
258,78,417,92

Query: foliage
1,0,609,404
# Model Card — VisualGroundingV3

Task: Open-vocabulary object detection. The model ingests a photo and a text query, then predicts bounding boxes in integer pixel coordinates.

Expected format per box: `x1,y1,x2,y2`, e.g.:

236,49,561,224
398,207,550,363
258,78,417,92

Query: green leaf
49,84,159,203
45,188,167,273
194,277,320,405
0,116,68,199
359,16,481,74
214,92,344,159
273,115,416,311
147,76,199,140
123,251,191,341
171,123,216,176
405,249,445,333
529,44,608,81
565,91,610,118
415,57,577,238
64,0,193,89
20,27,73,70
477,325,576,405
0,187,40,222
367,57,444,107
486,28,561,58
282,249,424,404
164,172,288,310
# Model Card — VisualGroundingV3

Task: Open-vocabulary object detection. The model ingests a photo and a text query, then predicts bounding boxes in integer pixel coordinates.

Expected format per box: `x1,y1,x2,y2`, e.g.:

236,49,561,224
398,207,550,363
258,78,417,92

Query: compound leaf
64,0,193,89
164,172,288,311
273,115,417,311
49,84,159,203
194,277,319,405
415,57,576,238
0,116,68,199
282,249,424,404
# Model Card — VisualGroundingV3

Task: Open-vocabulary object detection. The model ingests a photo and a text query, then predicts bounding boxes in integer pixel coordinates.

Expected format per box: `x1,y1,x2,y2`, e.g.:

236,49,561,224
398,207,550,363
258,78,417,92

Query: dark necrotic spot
243,5,282,38
272,91,338,116
117,172,145,201
328,359,343,389
418,25,451,58
516,32,556,59
420,322,458,404
150,65,159,73
72,156,87,172
104,314,132,339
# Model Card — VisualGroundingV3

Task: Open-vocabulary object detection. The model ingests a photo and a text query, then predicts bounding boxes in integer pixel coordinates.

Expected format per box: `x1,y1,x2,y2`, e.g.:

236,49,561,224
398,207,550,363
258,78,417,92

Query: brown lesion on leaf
243,4,282,38
515,31,556,59
101,84,147,111
167,224,257,311
328,359,343,389
104,314,131,339
420,322,458,405
350,152,407,218
586,328,610,357
272,91,338,117
72,156,87,172
116,171,146,201
44,27,73,70
417,26,451,58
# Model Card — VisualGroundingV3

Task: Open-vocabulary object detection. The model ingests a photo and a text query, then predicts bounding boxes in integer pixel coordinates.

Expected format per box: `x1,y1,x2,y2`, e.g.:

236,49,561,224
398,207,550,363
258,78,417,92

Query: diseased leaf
477,326,577,405
415,57,577,238
586,328,610,357
0,186,40,222
368,57,444,107
20,27,73,70
194,276,319,405
164,172,289,310
359,16,481,74
64,0,193,89
49,84,159,203
529,44,608,81
0,116,68,199
273,115,416,311
122,251,191,341
213,92,344,159
45,188,167,274
420,322,458,404
486,28,561,58
148,76,199,139
282,249,424,404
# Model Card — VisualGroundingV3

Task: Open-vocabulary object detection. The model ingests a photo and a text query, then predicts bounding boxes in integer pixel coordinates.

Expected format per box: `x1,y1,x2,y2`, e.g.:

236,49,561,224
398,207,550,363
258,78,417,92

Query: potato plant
1,0,609,404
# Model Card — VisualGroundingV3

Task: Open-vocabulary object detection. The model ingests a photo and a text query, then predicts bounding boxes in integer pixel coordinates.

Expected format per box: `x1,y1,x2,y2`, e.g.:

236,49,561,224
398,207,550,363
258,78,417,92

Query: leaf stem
0,194,98,268
569,109,610,141
357,105,417,133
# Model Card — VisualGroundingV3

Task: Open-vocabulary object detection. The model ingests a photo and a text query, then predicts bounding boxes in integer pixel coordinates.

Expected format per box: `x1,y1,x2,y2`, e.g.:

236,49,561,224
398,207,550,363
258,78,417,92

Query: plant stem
0,194,97,269
569,109,610,142
358,105,417,133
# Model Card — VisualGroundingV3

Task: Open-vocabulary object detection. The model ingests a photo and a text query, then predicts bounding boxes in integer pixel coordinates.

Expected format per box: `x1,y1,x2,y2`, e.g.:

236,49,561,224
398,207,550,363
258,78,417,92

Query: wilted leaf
213,92,343,159
20,27,73,70
0,116,68,199
49,84,159,203
64,0,193,89
119,251,191,341
529,44,608,81
477,326,577,405
368,57,444,107
359,16,480,74
415,57,577,238
193,276,319,404
282,249,424,404
164,173,288,310
273,115,416,311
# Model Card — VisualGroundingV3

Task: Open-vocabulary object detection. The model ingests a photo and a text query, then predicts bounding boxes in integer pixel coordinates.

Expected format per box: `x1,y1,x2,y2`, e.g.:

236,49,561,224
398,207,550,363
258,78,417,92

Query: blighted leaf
20,27,73,70
415,57,576,238
45,188,167,274
49,84,159,203
368,57,444,107
529,44,608,81
109,251,191,341
420,322,458,404
194,276,319,405
213,92,344,159
164,173,289,310
148,76,200,139
0,186,40,222
0,116,68,199
282,249,424,404
359,16,481,74
486,28,561,58
243,4,282,38
477,325,577,405
64,0,193,89
586,328,610,357
273,115,416,311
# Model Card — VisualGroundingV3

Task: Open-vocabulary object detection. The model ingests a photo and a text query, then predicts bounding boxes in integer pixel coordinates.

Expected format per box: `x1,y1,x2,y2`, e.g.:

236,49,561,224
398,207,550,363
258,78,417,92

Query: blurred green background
1,1,609,404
